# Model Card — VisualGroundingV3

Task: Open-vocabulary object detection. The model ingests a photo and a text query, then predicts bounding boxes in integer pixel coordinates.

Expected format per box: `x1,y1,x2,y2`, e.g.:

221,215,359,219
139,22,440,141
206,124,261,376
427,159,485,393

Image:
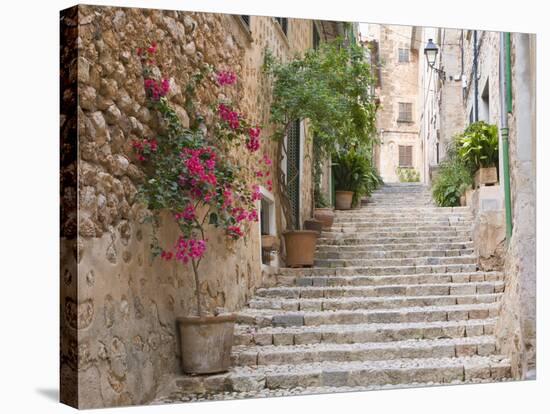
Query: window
274,17,288,36
398,48,409,63
398,102,413,122
399,145,413,167
240,15,250,29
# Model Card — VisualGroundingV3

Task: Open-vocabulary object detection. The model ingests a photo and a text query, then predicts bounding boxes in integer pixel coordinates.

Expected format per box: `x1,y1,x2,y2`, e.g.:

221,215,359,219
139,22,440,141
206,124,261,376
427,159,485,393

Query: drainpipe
499,32,513,241
473,30,479,121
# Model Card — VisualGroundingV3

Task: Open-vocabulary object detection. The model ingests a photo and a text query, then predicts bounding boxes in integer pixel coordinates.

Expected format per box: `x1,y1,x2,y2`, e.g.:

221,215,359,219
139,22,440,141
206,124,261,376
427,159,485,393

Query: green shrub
457,121,499,172
432,158,473,207
397,167,420,183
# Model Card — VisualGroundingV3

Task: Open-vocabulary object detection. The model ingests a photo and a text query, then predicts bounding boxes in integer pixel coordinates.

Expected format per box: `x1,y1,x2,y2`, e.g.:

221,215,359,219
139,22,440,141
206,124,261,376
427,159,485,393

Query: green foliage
397,167,420,183
432,158,473,207
457,121,499,171
332,150,381,206
264,39,377,154
264,38,378,219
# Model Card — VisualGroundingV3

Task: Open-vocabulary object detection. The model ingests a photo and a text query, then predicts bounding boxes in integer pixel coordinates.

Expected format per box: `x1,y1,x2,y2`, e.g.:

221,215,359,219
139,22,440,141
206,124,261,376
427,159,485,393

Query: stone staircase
155,183,511,403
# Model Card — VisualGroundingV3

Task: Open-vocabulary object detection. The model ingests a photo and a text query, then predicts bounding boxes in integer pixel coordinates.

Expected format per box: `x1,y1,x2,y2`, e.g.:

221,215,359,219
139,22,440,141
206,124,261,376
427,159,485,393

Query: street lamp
424,38,445,80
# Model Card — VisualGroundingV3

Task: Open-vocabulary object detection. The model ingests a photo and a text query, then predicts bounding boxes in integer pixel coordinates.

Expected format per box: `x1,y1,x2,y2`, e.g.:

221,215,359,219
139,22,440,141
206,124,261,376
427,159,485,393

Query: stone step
248,293,502,312
314,255,477,268
332,220,473,231
276,263,478,277
316,236,472,245
316,248,475,259
171,355,510,394
231,336,498,366
234,318,497,346
280,271,503,287
316,241,474,252
335,206,470,214
332,219,473,226
256,281,504,299
236,303,499,327
333,217,471,224
321,229,472,238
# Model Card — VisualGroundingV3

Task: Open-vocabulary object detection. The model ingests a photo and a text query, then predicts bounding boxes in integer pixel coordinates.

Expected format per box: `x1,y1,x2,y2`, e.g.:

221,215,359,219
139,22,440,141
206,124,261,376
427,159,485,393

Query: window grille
398,102,413,122
398,48,409,63
399,145,413,167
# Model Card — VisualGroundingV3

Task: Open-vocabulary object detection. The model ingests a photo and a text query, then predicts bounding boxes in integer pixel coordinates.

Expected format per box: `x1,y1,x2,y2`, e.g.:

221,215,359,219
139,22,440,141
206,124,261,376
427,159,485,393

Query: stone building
419,27,465,183
420,27,536,379
60,5,346,408
363,24,423,183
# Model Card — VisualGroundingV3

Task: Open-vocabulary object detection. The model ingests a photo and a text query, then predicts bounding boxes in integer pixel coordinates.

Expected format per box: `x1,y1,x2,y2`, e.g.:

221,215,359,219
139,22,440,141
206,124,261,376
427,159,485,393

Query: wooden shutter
399,145,413,167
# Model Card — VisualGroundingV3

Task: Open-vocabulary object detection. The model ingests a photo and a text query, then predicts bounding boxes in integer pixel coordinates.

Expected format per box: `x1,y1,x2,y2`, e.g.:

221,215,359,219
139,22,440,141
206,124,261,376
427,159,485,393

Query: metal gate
287,120,301,229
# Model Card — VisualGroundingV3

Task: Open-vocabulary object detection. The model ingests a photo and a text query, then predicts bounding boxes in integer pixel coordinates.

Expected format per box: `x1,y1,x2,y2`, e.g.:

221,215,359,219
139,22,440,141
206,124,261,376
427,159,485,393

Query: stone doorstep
234,318,497,346
170,356,511,394
236,302,500,327
313,256,477,268
275,264,479,277
247,293,502,312
284,272,503,287
256,281,504,299
231,336,497,366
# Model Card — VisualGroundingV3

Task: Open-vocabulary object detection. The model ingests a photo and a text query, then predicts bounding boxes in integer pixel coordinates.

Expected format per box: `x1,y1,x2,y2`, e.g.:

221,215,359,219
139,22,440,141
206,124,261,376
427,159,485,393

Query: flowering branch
132,42,272,316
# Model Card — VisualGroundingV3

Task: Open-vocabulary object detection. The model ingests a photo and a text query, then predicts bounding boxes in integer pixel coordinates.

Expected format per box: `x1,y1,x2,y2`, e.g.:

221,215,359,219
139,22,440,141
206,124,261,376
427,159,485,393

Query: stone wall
60,5,316,408
494,33,536,379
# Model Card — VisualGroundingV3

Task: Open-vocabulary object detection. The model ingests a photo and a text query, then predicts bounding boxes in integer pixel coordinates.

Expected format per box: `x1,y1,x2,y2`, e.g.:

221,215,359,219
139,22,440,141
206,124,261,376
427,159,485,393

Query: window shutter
399,145,413,167
398,102,413,122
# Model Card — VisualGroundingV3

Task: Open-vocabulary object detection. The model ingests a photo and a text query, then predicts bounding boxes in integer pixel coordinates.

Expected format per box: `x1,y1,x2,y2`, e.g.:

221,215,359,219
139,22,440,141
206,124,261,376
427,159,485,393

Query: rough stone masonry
60,5,317,408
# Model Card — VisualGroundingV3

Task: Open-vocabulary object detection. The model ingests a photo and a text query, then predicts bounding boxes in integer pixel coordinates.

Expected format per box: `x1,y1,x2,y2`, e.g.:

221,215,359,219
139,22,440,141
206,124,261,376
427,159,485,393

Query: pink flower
160,251,173,260
147,41,158,54
175,204,196,222
251,184,262,201
227,225,244,239
262,153,272,166
144,78,170,101
246,127,261,152
173,236,207,264
218,103,240,129
216,70,237,86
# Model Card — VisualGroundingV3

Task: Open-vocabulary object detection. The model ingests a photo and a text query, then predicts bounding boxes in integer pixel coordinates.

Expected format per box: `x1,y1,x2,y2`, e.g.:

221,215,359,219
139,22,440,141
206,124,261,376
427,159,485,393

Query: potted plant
134,43,269,374
332,150,374,209
313,192,335,230
457,121,499,187
263,39,378,265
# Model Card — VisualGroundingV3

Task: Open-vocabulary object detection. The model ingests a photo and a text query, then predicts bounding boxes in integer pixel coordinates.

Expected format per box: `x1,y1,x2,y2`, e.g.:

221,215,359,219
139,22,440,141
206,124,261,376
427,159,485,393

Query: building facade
419,27,465,183
419,26,536,379
363,24,423,183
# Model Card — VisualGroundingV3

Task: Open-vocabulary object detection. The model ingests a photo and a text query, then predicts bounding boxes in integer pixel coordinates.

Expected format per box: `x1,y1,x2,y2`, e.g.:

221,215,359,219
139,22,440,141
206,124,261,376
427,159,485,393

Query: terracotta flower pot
283,230,318,268
335,190,354,210
304,218,323,234
176,313,236,374
314,208,335,230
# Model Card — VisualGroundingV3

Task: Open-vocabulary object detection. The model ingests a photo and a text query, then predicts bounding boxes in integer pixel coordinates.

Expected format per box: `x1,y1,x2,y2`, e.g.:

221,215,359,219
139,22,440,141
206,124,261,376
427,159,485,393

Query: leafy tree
263,38,378,227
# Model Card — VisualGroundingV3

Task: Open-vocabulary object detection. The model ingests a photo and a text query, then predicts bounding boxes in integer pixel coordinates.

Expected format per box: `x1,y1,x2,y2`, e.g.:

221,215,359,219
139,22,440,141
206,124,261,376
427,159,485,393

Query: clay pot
283,230,318,268
304,218,323,234
314,208,335,230
176,314,236,374
335,190,354,210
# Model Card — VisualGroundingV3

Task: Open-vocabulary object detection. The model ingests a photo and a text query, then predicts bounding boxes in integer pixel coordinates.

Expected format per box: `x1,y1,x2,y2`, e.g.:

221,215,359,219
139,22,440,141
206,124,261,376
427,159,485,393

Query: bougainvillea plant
134,43,271,316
